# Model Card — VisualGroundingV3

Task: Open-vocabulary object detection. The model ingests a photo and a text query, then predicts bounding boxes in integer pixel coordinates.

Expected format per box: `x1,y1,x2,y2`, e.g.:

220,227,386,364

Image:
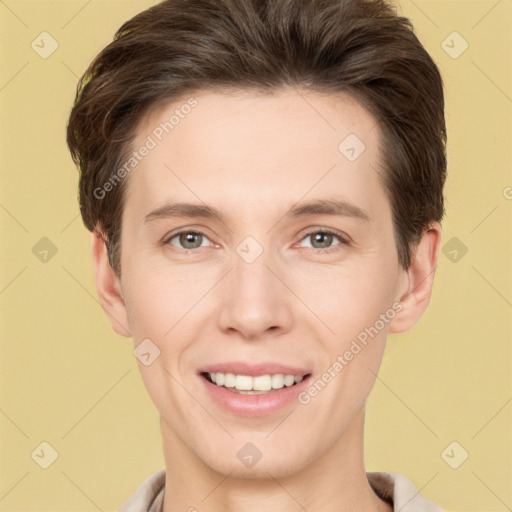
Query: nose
217,247,294,340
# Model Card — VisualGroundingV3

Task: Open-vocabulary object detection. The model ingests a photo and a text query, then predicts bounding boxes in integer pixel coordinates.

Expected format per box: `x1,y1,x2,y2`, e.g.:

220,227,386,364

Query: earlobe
90,230,132,337
388,222,442,334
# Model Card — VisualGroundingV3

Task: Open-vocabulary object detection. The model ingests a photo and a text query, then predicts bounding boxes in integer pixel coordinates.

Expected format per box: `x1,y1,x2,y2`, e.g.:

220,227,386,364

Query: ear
389,222,442,334
90,230,131,337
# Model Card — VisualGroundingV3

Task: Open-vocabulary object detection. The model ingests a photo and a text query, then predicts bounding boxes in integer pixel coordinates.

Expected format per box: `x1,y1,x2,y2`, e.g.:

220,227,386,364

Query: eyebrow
144,202,222,224
143,198,370,224
286,199,370,222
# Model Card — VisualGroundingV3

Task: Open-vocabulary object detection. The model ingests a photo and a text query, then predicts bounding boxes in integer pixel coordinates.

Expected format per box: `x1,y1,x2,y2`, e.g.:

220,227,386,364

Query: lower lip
199,374,311,417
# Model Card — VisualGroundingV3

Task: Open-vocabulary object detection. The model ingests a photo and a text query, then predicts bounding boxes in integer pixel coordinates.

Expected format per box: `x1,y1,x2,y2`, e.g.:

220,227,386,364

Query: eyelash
163,228,350,254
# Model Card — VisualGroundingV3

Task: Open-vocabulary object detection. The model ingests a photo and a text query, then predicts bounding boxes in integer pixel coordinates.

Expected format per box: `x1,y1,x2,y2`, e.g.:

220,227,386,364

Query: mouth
197,362,313,416
201,371,311,395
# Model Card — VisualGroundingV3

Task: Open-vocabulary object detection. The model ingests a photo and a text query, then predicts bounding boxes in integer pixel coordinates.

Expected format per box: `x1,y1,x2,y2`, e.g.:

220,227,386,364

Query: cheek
121,267,208,411
294,260,399,348
122,261,214,341
294,267,396,437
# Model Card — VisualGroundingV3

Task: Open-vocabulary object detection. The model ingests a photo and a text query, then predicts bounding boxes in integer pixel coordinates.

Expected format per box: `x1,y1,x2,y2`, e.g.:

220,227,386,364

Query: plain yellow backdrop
0,1,510,511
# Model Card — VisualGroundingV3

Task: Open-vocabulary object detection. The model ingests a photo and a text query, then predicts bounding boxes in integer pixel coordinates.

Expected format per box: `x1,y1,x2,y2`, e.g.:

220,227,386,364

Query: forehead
124,88,386,219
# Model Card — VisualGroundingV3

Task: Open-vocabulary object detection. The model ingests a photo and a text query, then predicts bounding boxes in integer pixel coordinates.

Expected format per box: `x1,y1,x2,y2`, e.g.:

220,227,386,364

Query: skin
91,88,441,512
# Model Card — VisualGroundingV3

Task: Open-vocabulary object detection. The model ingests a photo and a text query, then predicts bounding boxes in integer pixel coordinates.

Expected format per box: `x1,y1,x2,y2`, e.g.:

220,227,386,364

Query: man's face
117,88,407,477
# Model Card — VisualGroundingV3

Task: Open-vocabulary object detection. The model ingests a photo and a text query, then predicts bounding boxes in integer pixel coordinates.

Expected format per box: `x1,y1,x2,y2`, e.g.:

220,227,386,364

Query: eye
298,229,349,252
165,230,213,250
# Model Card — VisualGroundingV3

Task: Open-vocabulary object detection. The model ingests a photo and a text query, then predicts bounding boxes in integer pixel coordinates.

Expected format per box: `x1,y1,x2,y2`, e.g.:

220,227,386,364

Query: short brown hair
66,0,446,275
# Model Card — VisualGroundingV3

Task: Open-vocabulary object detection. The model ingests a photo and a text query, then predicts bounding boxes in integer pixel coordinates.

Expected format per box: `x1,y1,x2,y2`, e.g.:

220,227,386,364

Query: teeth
224,373,236,387
235,375,253,390
207,372,305,392
253,375,272,391
271,374,284,389
284,374,295,387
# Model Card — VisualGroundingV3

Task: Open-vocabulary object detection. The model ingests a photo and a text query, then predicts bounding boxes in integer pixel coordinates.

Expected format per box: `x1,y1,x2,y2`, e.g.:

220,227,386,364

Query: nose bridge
217,238,292,338
233,247,274,299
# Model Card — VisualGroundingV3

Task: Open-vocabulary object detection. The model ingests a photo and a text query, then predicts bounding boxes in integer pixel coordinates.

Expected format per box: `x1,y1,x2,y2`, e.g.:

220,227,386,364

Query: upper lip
198,362,311,377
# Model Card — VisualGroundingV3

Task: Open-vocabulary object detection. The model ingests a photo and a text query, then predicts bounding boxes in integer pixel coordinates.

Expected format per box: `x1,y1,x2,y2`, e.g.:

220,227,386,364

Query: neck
160,407,391,512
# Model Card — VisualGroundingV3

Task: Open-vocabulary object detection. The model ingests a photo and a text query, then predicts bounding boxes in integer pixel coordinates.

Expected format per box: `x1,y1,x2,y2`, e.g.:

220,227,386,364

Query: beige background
0,1,511,510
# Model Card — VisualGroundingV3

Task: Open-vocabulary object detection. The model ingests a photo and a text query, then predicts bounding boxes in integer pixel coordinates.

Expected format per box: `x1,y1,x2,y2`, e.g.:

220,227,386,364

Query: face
112,88,412,478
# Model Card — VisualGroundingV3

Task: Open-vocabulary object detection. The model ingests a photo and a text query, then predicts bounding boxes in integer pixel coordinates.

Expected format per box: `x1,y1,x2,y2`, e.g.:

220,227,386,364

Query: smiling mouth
202,372,311,395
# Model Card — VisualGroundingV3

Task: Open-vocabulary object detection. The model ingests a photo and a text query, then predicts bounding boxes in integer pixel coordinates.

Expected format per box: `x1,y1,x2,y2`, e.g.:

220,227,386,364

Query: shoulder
367,471,447,512
118,468,165,512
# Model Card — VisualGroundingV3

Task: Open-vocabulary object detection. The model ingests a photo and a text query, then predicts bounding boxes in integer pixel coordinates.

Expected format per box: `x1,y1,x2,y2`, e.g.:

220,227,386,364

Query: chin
198,442,312,480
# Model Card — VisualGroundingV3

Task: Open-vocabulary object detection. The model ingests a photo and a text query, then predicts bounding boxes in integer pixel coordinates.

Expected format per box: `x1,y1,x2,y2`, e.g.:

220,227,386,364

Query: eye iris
180,232,202,249
311,232,333,249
